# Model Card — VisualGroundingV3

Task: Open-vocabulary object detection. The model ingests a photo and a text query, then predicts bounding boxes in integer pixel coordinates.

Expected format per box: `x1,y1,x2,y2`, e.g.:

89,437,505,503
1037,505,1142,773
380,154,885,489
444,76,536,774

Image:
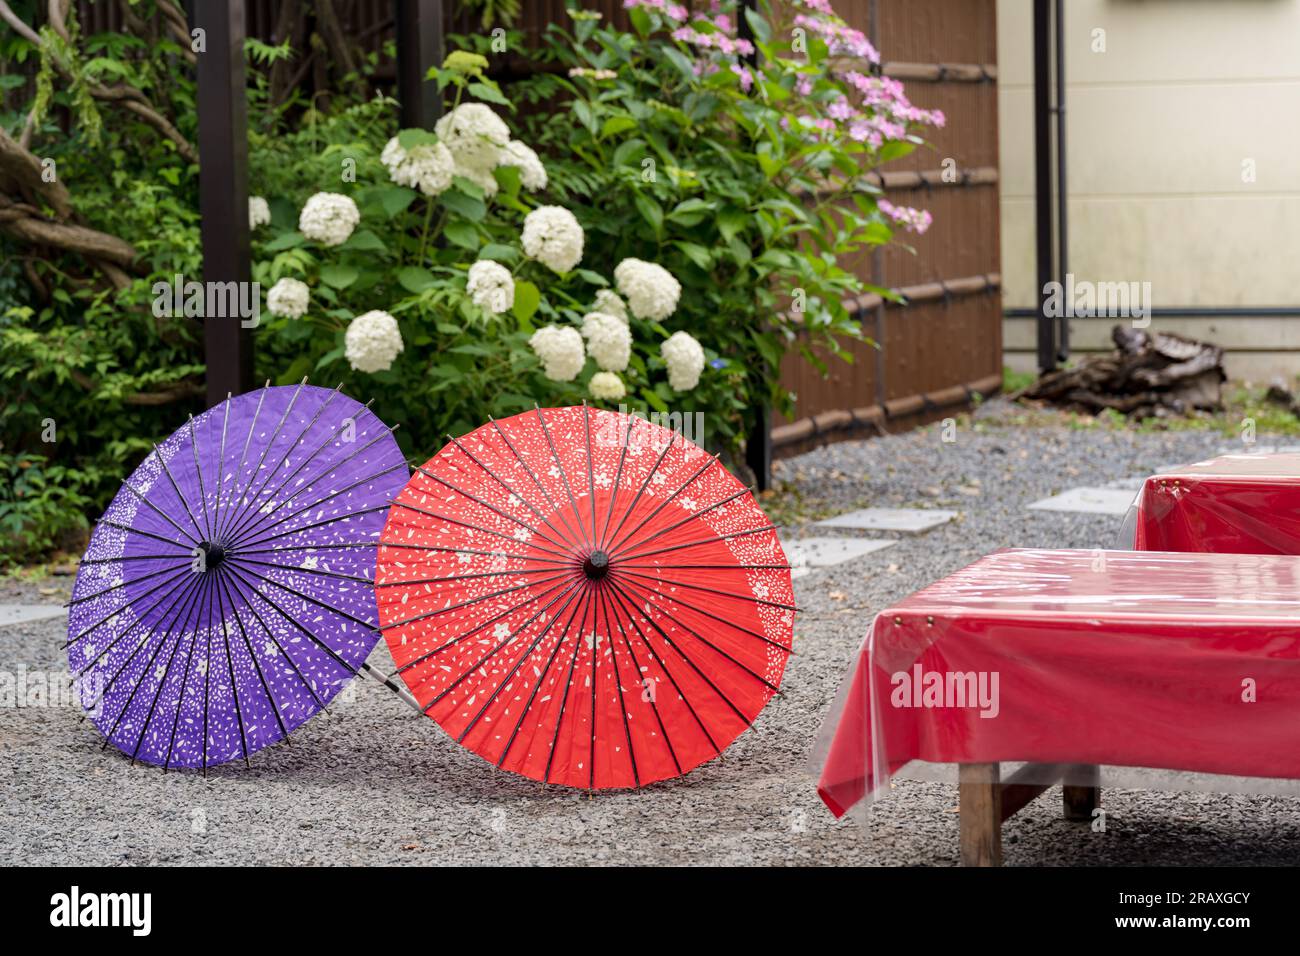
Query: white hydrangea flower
589,371,626,401
345,310,404,373
661,330,705,392
499,140,548,192
434,103,511,170
521,206,584,274
299,192,360,247
568,67,618,80
266,277,309,319
581,312,631,372
529,325,585,381
453,158,499,198
249,196,271,230
466,260,515,315
380,136,455,196
591,289,628,322
615,258,682,321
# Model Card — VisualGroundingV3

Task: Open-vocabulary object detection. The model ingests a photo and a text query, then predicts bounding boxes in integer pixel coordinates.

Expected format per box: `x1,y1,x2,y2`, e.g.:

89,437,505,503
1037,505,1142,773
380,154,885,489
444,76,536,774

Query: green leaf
573,100,598,135
397,128,440,150
512,280,541,325
718,205,749,243
641,388,668,414
493,163,522,198
263,231,305,251
397,267,436,293
468,81,511,107
672,241,713,271
879,141,915,163
600,115,639,139
314,347,344,371
440,188,486,222
633,193,663,235
340,230,387,253
667,198,715,227
661,46,696,84
479,243,519,264
744,6,772,43
277,355,314,385
444,220,479,249
320,264,359,289
378,186,417,218
574,269,609,287
629,6,651,37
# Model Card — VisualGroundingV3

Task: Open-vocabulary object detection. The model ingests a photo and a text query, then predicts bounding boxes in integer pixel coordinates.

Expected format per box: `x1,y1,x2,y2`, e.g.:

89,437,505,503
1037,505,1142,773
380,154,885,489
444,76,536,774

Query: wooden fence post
193,0,254,406
396,0,445,129
737,0,771,490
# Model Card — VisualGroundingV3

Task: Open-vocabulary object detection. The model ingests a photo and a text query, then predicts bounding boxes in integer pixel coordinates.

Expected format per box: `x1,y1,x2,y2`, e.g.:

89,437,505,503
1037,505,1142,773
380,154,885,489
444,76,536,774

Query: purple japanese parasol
65,382,409,770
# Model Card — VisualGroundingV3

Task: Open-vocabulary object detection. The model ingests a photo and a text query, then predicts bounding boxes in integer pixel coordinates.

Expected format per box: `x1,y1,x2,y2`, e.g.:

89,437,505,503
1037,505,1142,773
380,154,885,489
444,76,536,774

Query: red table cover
814,548,1300,819
1134,452,1300,554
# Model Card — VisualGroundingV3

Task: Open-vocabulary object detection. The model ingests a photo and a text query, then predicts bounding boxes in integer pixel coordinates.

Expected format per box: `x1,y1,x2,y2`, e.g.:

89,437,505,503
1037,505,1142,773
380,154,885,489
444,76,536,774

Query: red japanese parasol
376,406,795,789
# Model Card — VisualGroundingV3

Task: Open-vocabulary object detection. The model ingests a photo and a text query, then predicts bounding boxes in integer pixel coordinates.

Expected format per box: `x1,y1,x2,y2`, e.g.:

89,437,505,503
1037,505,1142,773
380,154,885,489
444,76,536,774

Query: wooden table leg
1062,764,1100,822
959,762,1002,866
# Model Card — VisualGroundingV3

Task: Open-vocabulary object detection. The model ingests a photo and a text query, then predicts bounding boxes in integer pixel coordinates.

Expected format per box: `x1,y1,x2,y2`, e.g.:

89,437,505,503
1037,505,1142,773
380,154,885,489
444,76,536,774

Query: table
814,548,1300,864
1135,452,1300,554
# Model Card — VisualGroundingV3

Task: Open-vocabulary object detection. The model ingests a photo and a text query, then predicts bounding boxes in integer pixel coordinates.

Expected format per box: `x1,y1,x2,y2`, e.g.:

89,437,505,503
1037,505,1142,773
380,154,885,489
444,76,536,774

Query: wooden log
959,763,1002,867
1017,325,1226,417
1063,764,1101,822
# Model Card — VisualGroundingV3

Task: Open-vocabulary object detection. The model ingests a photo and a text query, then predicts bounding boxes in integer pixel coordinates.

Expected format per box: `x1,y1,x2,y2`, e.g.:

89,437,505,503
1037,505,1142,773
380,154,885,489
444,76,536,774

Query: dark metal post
1033,0,1055,374
1053,0,1069,363
396,0,445,129
1029,0,1060,374
195,0,253,405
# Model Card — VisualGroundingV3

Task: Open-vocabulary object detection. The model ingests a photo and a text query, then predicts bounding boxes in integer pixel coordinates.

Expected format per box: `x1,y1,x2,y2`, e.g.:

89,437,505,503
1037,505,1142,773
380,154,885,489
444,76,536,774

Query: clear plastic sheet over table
1131,452,1300,554
811,548,1300,822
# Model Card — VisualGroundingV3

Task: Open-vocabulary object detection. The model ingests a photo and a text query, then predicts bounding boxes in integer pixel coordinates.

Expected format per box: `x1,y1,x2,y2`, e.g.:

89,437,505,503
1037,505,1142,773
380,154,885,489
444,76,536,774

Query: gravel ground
4,401,1299,866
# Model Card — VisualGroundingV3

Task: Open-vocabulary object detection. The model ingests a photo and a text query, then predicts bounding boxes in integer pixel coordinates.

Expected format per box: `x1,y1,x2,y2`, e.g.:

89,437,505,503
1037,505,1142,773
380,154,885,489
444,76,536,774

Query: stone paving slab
0,605,66,627
783,536,897,572
1027,486,1137,516
815,507,957,534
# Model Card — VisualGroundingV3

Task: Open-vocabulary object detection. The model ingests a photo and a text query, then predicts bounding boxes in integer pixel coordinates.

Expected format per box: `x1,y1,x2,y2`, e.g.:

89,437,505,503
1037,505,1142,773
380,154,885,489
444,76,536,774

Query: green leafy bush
0,0,940,565
512,1,942,448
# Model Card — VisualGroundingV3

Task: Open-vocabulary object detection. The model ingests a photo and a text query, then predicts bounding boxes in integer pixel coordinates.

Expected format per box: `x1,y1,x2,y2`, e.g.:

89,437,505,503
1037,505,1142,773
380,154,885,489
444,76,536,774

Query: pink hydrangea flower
878,199,933,234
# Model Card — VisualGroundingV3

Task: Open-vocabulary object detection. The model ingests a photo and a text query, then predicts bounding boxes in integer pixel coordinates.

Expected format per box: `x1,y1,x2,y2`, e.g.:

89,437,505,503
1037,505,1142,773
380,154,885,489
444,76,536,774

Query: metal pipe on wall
1032,0,1055,374
1053,0,1068,364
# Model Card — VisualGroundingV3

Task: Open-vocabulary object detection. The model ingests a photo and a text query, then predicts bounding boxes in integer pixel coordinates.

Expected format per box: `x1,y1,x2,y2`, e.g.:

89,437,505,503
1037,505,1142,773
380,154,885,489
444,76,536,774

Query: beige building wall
998,0,1300,381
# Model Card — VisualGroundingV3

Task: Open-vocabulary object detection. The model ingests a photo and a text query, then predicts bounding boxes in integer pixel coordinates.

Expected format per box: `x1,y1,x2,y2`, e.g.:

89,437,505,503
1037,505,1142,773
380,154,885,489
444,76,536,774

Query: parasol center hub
197,541,227,571
583,549,610,581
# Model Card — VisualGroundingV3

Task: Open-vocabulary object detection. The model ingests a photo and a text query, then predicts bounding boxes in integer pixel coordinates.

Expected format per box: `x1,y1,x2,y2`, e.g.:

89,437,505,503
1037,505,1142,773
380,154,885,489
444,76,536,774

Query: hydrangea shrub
250,0,940,460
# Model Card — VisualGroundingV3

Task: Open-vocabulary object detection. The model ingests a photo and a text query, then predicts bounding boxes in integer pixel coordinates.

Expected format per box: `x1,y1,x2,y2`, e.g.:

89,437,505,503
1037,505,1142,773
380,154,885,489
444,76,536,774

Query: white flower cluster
266,277,309,319
435,103,511,170
249,196,271,230
614,257,682,321
529,325,585,381
500,140,548,192
466,260,515,315
581,312,631,372
588,371,626,400
661,330,705,392
522,206,584,274
569,67,618,80
591,289,628,322
428,104,548,198
381,136,455,196
299,192,360,247
345,310,404,373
